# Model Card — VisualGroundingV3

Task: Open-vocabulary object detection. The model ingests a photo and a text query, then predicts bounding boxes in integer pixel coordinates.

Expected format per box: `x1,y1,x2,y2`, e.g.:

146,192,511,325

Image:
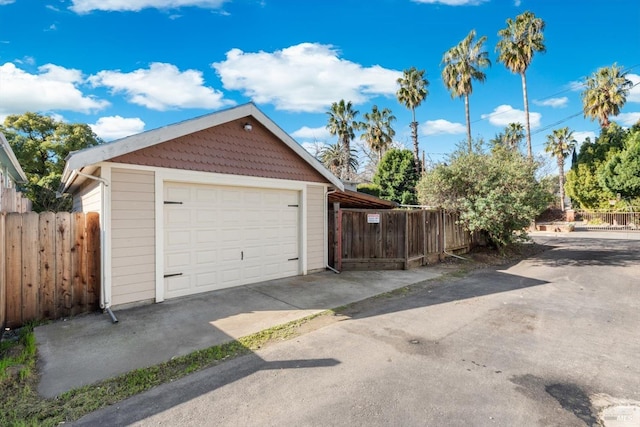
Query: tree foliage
326,99,359,180
565,122,639,209
441,29,491,151
396,67,429,173
358,105,396,162
544,127,576,211
599,127,640,200
1,112,102,212
582,64,632,128
416,145,550,247
373,149,420,205
496,11,546,159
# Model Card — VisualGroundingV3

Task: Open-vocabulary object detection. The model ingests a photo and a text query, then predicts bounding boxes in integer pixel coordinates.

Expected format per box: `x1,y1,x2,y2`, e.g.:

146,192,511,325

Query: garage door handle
164,201,183,204
288,257,299,261
164,273,183,278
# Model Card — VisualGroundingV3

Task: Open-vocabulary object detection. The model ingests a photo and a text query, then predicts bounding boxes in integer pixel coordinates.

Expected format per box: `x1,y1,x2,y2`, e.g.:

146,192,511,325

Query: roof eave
0,132,28,183
60,103,343,193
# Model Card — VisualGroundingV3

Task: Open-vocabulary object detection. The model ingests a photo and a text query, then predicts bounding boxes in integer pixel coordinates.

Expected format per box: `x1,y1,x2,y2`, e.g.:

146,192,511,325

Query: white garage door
163,182,300,299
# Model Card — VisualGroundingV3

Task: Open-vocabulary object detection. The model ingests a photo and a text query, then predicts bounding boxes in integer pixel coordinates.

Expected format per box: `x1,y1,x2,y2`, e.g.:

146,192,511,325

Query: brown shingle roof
110,117,327,183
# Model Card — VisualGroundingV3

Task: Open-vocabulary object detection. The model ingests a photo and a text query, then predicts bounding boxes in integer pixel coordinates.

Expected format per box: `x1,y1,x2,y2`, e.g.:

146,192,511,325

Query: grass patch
0,311,332,426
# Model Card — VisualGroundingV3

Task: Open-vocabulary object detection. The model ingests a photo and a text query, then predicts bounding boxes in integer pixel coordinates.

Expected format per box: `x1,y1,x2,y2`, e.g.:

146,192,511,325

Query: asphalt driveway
74,235,640,426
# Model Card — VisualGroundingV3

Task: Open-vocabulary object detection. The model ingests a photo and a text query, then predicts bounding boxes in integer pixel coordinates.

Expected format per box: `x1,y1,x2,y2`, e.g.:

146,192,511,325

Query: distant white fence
575,210,640,231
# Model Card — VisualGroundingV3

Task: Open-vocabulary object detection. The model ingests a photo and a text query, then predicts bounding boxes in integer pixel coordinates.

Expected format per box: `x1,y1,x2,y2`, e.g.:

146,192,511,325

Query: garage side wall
72,178,101,213
306,185,325,272
111,168,156,306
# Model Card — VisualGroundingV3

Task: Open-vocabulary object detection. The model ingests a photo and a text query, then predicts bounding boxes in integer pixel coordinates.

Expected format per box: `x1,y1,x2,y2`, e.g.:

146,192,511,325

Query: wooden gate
331,209,474,271
0,212,101,329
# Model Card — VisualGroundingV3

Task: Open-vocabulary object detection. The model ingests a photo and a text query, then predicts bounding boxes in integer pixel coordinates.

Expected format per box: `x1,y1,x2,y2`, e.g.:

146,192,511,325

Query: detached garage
59,103,343,310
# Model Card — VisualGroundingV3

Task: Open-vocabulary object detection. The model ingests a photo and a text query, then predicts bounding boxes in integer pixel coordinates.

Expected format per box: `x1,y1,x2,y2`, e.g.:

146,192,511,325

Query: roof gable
0,132,28,184
61,103,343,191
109,116,328,183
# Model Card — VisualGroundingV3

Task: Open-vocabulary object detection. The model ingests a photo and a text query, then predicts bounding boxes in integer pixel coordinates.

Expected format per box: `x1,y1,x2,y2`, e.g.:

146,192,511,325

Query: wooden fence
331,209,476,271
0,212,100,329
1,187,32,213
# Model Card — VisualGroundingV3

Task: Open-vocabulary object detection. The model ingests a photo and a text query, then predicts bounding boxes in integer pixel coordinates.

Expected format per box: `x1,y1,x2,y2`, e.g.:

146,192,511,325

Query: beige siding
72,179,102,213
111,168,155,306
306,185,326,271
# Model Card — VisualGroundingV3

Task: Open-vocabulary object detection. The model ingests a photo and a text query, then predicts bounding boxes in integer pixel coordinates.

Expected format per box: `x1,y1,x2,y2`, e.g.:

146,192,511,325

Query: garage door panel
195,250,217,264
195,272,218,288
196,229,217,244
166,251,190,268
166,275,190,294
164,182,300,299
166,229,190,246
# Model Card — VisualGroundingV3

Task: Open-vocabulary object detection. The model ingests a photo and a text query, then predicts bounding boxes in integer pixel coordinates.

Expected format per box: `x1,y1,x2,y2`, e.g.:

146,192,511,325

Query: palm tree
544,127,576,212
504,122,525,150
441,29,491,152
319,142,358,178
497,11,546,159
326,100,359,180
359,105,396,162
582,64,633,128
396,67,429,174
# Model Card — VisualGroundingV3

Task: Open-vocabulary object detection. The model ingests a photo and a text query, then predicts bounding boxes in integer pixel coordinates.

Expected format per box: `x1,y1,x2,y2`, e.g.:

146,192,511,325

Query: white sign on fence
367,213,380,224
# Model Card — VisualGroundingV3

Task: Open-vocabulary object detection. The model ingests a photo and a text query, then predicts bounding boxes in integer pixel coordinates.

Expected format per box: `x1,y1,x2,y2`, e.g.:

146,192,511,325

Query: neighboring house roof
329,189,397,209
60,103,344,193
0,132,28,184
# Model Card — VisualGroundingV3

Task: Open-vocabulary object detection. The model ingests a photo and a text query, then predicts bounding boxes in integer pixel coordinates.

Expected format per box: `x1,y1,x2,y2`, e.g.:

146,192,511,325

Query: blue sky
1,0,639,167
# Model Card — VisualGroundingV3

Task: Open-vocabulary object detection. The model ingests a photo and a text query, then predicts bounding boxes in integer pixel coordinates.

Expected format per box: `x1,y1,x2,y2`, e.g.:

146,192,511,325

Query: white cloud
0,0,15,5
627,73,640,103
70,0,228,13
568,80,585,91
573,131,596,145
290,126,331,141
89,62,233,111
213,43,402,113
0,62,109,117
615,112,640,126
481,104,541,129
533,97,568,108
411,0,487,5
422,119,466,135
90,116,145,141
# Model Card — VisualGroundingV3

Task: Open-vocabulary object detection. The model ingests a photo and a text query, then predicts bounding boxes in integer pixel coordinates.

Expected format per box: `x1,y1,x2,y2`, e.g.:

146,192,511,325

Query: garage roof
60,103,344,193
329,189,397,209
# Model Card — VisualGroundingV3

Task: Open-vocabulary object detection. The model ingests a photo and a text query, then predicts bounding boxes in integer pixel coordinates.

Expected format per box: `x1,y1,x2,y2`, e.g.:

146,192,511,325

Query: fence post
0,213,5,330
403,211,409,270
6,213,22,328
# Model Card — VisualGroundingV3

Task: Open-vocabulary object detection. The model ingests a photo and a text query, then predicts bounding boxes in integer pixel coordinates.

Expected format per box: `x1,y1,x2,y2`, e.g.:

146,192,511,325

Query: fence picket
5,214,23,328
21,213,39,322
338,209,476,271
39,212,56,319
0,212,101,329
0,213,5,328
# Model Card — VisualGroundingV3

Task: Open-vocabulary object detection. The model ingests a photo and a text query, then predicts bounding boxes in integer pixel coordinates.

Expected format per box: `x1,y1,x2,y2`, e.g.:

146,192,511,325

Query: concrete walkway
35,267,448,398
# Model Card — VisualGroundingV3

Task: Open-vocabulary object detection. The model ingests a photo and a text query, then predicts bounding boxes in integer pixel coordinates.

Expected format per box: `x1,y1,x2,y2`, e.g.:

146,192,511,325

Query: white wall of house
72,178,102,214
306,185,326,272
71,163,331,307
110,167,157,306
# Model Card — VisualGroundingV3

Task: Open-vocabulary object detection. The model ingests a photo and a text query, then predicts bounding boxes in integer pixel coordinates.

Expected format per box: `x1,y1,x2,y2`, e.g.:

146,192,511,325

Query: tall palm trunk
521,72,532,159
464,93,472,152
342,136,351,180
410,108,420,175
558,155,565,211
